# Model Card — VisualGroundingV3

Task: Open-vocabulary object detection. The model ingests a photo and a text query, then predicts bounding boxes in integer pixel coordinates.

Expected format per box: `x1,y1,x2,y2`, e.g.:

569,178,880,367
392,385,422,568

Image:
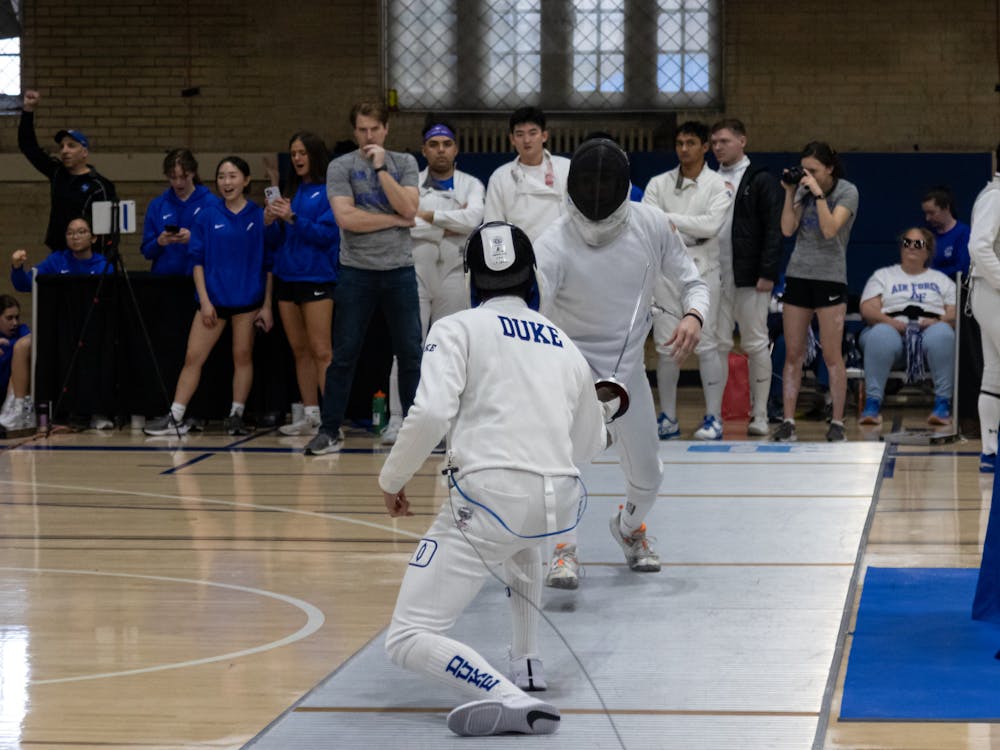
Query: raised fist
23,90,40,111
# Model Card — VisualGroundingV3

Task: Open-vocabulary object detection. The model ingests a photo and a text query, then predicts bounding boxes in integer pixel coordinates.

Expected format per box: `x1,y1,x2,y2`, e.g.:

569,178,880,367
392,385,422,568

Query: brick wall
1,0,996,291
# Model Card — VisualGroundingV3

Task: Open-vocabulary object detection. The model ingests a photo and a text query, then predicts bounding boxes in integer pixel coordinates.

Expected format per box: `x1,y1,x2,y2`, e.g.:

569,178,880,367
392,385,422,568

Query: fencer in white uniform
384,121,485,442
379,222,613,737
533,138,709,587
969,161,1000,472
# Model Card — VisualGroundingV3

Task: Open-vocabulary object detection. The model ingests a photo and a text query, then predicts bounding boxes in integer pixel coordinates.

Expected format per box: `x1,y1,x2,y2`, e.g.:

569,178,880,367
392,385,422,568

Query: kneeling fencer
378,221,618,737
534,137,710,588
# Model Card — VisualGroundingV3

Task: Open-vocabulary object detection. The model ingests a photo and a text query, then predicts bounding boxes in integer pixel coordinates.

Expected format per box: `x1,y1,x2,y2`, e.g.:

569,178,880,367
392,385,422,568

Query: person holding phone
263,131,339,436
141,149,219,275
144,156,275,437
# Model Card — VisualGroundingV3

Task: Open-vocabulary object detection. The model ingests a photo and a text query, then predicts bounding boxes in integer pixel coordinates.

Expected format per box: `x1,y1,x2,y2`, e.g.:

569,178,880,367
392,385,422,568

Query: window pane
386,0,456,109
0,35,19,96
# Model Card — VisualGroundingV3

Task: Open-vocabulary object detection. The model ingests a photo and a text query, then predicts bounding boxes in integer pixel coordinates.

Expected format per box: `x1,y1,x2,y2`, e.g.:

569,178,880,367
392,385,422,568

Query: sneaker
657,412,680,440
380,415,403,445
446,695,560,737
858,397,882,425
89,414,114,430
143,413,190,436
826,421,846,442
0,398,35,431
771,420,797,442
747,417,770,436
223,414,250,436
509,655,547,692
609,511,661,572
278,412,320,436
544,543,580,590
981,453,997,473
184,417,205,432
304,429,345,455
927,397,952,426
693,414,723,440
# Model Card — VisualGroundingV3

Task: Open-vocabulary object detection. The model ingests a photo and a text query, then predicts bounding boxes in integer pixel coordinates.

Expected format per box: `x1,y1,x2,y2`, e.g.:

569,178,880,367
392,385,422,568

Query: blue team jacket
188,201,276,309
10,250,112,292
140,184,220,275
271,183,340,283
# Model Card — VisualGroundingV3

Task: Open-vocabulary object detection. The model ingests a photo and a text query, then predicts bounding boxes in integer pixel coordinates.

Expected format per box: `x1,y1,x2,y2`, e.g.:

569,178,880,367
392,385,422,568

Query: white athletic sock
304,405,320,418
656,354,680,418
980,393,1000,456
619,490,657,535
170,402,186,422
505,547,542,660
230,402,245,418
748,348,771,421
700,350,725,418
396,632,524,702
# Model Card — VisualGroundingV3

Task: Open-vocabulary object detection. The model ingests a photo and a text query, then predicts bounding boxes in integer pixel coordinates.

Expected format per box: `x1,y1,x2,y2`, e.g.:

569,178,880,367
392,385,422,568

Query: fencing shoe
693,414,723,440
980,453,996,473
609,511,661,572
447,695,560,736
747,417,769,436
509,655,547,692
657,412,680,440
380,414,403,444
544,543,580,590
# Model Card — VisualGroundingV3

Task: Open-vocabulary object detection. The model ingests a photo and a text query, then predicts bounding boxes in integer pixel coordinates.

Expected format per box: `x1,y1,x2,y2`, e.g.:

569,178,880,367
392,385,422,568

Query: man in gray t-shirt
306,101,423,455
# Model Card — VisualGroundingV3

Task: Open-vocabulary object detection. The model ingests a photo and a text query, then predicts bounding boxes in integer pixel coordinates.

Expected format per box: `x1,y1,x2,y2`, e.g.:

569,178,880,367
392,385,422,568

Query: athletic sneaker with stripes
544,542,580,589
446,695,560,736
609,510,661,572
143,413,190,436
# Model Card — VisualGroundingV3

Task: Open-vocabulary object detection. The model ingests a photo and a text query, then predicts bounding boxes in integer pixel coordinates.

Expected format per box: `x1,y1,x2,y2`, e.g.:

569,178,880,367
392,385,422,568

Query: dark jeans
320,265,422,434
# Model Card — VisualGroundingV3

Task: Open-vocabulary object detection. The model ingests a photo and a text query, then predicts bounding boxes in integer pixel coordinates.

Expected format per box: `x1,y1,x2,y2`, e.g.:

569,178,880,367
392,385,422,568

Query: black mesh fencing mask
567,138,631,222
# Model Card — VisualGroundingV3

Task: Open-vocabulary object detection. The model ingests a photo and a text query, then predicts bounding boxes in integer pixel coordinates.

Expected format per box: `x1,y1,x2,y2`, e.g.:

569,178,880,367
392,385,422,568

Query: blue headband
424,124,456,142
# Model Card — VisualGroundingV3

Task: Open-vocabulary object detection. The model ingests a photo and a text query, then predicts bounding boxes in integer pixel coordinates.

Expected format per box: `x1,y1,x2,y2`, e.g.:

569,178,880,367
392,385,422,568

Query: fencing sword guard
595,377,629,420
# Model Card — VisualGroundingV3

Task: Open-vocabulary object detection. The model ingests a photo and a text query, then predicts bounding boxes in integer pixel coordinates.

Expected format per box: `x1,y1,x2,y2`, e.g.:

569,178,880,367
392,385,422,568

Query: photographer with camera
772,142,859,442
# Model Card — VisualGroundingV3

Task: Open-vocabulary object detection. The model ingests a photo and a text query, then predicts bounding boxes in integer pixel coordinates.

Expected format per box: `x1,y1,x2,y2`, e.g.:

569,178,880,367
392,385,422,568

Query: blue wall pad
841,567,1000,721
973,467,1000,623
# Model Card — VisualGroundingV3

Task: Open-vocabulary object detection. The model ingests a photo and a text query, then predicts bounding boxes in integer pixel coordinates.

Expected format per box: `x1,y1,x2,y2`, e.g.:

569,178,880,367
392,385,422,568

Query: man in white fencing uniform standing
383,118,485,443
379,222,614,737
534,138,709,588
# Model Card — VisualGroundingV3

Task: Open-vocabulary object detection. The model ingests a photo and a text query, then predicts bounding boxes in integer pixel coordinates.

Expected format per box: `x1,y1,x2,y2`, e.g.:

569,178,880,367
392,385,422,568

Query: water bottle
36,400,48,431
372,390,387,435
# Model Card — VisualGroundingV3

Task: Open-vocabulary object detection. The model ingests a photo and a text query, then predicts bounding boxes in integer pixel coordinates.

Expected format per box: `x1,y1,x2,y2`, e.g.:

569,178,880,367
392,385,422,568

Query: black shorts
214,300,263,320
275,278,336,304
781,277,848,309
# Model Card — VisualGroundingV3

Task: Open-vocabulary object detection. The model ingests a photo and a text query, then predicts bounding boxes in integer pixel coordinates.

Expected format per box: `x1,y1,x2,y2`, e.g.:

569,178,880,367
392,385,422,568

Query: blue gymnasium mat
840,567,1000,721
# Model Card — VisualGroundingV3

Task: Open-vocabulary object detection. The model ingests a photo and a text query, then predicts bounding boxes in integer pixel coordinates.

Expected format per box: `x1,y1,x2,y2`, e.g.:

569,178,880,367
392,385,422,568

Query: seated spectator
858,227,957,426
10,216,112,292
141,149,219,275
0,295,32,432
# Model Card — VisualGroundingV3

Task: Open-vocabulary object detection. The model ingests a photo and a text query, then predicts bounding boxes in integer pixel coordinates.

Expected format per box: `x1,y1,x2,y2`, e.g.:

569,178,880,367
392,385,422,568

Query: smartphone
264,186,281,203
164,224,180,234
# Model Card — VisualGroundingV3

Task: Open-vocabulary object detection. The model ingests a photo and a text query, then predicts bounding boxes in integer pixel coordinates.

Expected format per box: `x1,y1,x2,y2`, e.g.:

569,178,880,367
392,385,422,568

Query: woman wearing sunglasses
857,227,956,426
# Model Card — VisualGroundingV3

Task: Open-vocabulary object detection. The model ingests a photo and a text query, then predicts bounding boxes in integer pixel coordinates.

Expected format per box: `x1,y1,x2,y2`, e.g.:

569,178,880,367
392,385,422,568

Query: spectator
383,116,485,444
772,141,859,442
141,149,219,275
711,118,784,436
857,227,956,426
643,120,732,440
969,145,1000,473
0,295,32,433
483,107,570,241
921,186,971,280
379,222,607,737
144,156,275,437
264,131,339,437
18,90,117,252
304,101,421,455
10,216,112,292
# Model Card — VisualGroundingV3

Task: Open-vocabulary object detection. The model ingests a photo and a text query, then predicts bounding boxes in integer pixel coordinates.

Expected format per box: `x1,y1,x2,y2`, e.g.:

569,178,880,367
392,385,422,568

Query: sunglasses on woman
901,238,927,249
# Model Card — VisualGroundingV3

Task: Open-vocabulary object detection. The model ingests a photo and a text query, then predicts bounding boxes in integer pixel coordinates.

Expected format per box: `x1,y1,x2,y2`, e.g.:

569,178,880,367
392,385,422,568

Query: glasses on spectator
65,229,91,237
901,238,927,249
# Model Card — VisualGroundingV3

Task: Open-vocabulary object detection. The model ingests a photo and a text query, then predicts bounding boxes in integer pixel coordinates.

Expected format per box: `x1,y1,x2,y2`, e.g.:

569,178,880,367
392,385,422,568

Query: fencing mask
567,138,631,222
464,221,540,309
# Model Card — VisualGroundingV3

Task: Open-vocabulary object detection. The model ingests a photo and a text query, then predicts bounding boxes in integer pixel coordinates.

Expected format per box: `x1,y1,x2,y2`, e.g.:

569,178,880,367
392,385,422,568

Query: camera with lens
781,165,805,186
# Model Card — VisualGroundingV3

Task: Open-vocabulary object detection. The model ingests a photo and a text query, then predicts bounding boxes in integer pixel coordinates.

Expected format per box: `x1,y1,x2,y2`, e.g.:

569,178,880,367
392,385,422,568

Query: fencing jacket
410,168,486,276
379,296,606,493
483,150,571,241
970,174,1000,291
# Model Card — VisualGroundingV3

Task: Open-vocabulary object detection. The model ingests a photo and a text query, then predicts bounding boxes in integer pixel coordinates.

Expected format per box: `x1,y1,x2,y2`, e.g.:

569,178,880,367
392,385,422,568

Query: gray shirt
326,149,419,270
786,178,859,284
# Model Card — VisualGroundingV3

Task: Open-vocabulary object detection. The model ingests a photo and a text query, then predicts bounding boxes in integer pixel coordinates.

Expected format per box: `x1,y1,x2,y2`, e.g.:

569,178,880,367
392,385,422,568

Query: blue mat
840,567,1000,721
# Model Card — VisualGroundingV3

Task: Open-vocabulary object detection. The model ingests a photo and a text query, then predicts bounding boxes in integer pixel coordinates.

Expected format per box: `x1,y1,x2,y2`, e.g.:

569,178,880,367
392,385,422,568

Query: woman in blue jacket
264,131,339,436
145,156,275,437
10,216,112,292
140,149,219,275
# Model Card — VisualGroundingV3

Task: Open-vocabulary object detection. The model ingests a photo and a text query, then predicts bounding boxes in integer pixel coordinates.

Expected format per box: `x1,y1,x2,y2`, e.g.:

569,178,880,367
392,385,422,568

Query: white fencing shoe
544,543,580,590
509,655,547,692
447,695,560,736
609,511,661,572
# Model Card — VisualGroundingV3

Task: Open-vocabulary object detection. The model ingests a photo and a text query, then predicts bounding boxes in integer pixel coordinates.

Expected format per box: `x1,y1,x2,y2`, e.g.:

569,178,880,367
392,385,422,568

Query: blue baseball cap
54,129,90,149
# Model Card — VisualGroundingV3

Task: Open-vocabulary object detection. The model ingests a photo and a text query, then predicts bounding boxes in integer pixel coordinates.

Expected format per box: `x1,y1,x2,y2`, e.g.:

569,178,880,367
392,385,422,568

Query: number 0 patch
409,538,438,568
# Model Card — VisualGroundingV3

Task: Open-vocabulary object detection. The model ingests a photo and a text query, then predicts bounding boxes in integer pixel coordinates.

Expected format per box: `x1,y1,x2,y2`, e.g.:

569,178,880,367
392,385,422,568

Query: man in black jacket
710,118,783,436
19,89,117,252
